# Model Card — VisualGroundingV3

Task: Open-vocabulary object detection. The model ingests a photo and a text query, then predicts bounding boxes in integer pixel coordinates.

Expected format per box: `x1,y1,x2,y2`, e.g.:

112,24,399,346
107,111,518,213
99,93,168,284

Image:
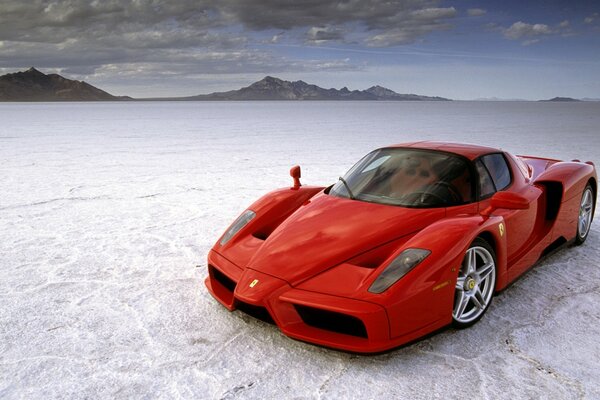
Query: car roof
387,141,502,160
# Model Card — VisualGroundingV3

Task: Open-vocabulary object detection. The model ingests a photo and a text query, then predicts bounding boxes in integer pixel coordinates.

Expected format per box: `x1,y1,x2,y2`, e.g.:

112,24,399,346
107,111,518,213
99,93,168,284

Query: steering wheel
429,181,463,203
404,181,463,206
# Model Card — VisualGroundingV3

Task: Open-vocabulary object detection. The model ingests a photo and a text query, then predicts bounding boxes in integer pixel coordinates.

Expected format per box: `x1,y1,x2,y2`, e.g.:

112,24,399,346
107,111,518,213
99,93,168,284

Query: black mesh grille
294,305,368,338
209,265,236,293
236,301,275,324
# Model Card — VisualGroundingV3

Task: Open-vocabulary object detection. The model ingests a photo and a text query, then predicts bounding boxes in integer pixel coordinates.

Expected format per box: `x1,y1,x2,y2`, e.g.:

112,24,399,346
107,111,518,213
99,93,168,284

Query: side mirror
290,165,302,190
481,191,529,217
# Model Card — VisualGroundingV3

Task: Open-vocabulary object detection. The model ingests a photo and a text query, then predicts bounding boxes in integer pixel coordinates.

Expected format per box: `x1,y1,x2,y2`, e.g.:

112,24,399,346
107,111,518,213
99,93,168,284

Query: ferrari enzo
205,141,596,353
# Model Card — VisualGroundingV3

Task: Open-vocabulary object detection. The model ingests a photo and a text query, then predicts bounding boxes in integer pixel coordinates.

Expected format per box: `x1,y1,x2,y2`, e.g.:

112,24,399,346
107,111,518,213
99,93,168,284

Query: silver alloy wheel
453,245,496,324
578,187,594,240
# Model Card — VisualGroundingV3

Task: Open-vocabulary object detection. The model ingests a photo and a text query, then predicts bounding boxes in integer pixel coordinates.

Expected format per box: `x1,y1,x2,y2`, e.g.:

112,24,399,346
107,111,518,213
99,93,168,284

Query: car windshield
329,148,473,207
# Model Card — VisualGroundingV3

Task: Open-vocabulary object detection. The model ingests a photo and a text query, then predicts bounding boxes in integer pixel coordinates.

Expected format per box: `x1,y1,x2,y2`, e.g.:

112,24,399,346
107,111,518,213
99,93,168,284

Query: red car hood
246,193,445,286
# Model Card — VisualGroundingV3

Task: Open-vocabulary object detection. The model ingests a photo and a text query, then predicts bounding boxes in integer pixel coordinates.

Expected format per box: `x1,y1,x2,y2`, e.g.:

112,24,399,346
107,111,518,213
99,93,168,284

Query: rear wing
516,155,562,181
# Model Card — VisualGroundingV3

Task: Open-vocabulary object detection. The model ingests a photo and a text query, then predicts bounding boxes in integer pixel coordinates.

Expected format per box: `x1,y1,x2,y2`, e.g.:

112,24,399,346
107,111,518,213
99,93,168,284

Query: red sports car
205,142,596,353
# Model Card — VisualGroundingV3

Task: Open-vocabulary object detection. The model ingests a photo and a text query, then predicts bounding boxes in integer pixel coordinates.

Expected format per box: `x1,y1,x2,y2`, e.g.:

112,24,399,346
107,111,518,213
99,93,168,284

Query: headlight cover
368,248,431,294
219,210,256,245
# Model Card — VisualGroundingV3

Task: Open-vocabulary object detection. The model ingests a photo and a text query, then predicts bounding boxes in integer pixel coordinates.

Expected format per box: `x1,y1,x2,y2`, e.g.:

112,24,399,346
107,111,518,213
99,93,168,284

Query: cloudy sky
1,0,599,99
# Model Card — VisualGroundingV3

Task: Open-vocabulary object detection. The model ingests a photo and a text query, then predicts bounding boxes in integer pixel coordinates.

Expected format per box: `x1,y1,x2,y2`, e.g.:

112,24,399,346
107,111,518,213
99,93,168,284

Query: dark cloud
0,0,456,92
365,7,456,46
0,0,455,45
223,0,456,46
223,0,448,30
0,1,222,44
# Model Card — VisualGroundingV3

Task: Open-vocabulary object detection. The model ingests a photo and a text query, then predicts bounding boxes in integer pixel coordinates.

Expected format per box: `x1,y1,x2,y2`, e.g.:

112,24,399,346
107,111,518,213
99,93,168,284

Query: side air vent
294,305,368,338
538,181,563,220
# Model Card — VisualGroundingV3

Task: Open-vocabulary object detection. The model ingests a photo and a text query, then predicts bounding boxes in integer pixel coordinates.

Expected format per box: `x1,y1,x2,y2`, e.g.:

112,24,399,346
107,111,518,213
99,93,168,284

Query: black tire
575,183,594,245
452,237,497,329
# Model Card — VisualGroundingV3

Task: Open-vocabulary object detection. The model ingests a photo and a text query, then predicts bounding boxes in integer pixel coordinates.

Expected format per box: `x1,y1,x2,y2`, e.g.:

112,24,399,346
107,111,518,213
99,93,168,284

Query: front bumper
206,250,401,353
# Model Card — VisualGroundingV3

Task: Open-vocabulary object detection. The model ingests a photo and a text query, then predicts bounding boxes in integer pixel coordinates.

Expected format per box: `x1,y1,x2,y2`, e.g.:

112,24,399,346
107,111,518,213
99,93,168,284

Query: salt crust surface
1,101,599,399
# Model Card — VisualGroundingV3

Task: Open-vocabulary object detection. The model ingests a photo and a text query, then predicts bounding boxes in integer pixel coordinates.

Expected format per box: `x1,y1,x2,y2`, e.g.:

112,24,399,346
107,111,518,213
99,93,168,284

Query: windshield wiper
338,177,356,200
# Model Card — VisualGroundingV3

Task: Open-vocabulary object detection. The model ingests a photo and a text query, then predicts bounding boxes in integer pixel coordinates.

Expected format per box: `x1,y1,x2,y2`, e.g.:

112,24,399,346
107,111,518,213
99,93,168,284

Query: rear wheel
575,184,594,245
452,238,496,328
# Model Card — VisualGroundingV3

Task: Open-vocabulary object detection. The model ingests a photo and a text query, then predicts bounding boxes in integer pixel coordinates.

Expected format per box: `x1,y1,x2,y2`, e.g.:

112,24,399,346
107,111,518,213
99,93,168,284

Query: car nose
234,269,290,305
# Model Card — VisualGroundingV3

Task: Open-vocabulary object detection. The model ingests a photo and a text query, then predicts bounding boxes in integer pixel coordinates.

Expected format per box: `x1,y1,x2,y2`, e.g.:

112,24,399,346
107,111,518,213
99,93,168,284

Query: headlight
368,248,431,294
219,210,256,245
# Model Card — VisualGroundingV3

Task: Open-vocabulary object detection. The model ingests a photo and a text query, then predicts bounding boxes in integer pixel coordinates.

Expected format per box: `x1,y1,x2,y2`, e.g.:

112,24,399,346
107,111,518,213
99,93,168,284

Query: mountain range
177,76,450,101
0,68,129,101
0,68,448,102
0,68,594,102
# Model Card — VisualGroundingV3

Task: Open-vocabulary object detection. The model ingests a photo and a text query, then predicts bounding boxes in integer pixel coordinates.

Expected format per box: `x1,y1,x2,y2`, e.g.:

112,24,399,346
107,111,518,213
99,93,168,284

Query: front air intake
209,265,236,293
236,300,275,324
294,305,368,338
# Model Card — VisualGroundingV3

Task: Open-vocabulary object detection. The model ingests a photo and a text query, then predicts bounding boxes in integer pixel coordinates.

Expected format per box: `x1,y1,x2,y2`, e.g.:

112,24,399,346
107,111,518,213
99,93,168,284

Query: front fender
401,214,508,288
363,214,507,339
214,185,324,267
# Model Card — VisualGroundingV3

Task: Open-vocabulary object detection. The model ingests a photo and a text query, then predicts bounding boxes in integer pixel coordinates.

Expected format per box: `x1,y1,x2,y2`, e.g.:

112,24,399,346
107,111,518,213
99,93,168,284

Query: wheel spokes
456,275,466,290
477,262,494,281
579,188,593,237
453,245,496,324
473,287,486,310
454,290,469,318
583,190,591,207
466,249,476,274
580,218,587,233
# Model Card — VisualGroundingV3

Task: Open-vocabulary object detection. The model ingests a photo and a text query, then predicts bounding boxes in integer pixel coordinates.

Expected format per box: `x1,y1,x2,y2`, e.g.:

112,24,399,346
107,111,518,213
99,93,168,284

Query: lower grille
294,305,368,338
209,264,236,293
236,301,275,324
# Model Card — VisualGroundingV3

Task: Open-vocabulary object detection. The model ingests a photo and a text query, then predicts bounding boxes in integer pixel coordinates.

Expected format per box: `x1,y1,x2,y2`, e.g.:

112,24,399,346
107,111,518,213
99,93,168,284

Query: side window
475,160,495,198
481,153,511,191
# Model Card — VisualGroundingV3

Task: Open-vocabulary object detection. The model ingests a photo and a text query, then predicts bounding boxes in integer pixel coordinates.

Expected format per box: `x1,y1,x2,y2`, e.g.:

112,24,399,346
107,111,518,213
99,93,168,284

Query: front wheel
452,238,497,328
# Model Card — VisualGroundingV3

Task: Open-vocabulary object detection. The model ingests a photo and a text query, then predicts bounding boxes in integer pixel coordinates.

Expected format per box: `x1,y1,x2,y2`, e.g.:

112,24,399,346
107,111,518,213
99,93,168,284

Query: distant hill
0,68,128,101
539,96,581,102
180,76,450,101
0,69,449,102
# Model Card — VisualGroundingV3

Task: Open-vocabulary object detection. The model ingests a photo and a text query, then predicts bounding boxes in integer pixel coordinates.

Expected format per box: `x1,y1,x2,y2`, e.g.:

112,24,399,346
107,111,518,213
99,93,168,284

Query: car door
476,153,542,266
